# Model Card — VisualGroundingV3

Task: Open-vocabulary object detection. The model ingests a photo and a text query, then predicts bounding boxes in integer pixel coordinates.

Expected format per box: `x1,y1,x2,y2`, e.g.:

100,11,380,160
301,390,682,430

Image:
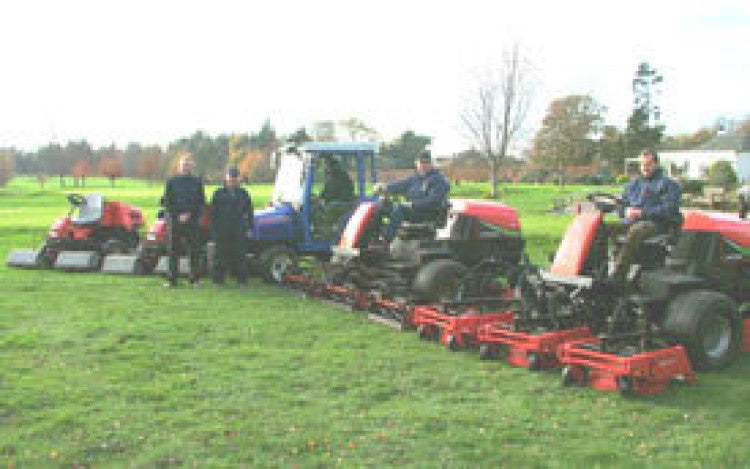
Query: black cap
416,150,431,163
226,167,239,177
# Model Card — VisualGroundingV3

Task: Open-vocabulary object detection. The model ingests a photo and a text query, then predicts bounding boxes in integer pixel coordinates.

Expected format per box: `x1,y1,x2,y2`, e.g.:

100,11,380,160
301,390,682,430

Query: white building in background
625,133,750,183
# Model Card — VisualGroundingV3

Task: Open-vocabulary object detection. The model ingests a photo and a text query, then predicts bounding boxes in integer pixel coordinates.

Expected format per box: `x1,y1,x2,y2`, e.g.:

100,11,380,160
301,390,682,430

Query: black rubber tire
661,290,741,371
447,335,459,352
527,353,541,372
561,366,577,387
38,246,56,269
101,238,130,256
259,245,297,283
412,259,467,303
617,376,634,397
561,366,587,387
479,343,497,361
417,325,430,341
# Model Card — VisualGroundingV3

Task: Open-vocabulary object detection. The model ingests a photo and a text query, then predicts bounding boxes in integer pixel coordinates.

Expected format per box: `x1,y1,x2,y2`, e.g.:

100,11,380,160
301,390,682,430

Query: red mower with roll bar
6,192,145,271
517,192,749,396
305,196,527,329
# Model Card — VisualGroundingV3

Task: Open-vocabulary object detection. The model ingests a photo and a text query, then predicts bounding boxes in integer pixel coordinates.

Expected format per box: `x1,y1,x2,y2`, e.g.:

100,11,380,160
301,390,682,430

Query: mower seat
395,203,450,240
72,194,104,225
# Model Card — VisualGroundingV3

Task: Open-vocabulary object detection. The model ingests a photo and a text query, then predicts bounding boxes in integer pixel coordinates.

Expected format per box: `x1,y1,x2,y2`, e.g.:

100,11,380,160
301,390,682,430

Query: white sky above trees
1,0,748,155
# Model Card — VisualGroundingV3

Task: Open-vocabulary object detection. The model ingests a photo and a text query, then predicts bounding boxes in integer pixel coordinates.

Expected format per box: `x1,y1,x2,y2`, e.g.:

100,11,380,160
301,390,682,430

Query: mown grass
1,177,748,467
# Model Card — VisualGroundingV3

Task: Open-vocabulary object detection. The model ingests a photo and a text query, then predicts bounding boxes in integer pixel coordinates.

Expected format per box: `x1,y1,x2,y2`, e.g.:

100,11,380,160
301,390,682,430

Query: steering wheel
67,193,86,206
586,192,622,214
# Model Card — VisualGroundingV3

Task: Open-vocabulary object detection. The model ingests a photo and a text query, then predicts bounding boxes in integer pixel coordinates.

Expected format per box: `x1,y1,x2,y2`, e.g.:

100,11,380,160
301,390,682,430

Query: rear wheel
479,343,497,360
38,246,57,268
661,290,741,371
259,245,297,283
412,259,467,303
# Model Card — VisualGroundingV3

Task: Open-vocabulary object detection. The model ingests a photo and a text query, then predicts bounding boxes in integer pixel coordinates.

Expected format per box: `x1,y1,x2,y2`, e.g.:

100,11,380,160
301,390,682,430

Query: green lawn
1,177,748,467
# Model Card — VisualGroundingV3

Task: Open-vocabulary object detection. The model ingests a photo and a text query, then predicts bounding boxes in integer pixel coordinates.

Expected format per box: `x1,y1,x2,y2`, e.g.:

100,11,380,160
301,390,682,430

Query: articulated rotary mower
284,195,526,334
478,192,749,396
7,193,144,271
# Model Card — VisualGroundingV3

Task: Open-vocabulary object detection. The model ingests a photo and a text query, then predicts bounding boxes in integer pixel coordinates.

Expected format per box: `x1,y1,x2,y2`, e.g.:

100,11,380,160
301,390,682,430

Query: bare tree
462,43,534,197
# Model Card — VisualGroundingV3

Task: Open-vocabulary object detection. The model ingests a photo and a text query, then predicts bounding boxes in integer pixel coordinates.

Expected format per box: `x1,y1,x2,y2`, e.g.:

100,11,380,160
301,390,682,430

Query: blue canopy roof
303,141,378,154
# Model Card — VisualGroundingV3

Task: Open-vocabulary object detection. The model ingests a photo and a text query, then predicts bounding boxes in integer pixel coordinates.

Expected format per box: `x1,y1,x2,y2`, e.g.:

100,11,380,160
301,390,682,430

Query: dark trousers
212,233,248,284
611,220,659,277
167,217,201,284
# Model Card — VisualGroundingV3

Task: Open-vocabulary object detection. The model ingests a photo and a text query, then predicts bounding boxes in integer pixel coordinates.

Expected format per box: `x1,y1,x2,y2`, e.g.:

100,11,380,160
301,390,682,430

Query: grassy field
1,177,748,467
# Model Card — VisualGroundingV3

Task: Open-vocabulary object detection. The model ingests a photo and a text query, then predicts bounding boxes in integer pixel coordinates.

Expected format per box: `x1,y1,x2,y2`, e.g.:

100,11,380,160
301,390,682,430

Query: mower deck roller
53,251,101,272
6,249,42,268
101,254,141,274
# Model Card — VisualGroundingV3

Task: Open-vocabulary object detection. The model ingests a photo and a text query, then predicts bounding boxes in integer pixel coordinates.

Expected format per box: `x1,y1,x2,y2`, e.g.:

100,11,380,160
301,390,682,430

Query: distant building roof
694,132,750,152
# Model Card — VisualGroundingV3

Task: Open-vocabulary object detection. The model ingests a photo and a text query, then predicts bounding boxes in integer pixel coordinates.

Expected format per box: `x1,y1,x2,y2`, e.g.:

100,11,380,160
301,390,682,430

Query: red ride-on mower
7,193,144,271
534,192,749,396
320,197,526,328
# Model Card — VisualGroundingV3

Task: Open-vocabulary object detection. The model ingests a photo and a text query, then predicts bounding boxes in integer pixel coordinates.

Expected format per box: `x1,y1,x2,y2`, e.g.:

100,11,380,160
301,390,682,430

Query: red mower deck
478,325,592,370
743,318,750,353
557,338,696,396
413,305,515,350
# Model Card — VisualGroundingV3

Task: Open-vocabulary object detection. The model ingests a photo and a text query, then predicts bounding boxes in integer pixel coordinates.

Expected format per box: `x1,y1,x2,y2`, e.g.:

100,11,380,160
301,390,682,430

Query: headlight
146,233,157,241
47,230,59,238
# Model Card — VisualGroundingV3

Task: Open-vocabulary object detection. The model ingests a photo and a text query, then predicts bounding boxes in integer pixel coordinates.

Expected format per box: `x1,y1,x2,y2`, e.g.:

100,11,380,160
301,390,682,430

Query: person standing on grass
162,154,206,288
210,167,253,286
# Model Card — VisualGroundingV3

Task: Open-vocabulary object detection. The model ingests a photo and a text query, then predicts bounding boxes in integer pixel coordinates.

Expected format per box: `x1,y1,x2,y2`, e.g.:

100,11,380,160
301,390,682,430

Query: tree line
1,118,432,188
1,58,747,190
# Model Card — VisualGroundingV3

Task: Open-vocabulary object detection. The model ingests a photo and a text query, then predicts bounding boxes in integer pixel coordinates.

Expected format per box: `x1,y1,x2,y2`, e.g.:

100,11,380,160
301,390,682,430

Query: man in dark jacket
611,151,681,279
210,167,253,285
378,151,450,241
320,158,354,203
163,155,206,287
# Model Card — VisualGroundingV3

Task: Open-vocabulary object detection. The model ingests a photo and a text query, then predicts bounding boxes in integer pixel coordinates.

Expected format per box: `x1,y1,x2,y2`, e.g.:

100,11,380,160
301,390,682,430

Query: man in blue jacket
378,151,450,241
611,151,681,279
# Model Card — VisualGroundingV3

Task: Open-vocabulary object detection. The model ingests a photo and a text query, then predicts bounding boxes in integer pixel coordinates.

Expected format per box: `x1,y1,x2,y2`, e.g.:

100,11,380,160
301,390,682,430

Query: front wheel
259,245,297,283
661,290,741,371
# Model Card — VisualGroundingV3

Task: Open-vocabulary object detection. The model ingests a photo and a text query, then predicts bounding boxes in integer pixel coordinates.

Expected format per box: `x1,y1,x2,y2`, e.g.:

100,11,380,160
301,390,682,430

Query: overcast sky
1,0,748,154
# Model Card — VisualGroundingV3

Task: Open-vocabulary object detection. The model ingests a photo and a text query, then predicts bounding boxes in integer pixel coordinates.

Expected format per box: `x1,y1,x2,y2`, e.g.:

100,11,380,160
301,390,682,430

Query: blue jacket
621,168,681,227
386,168,450,212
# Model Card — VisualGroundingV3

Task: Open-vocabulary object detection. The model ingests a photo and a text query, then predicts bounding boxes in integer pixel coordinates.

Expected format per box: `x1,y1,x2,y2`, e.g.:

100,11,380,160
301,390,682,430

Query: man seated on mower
376,150,450,241
320,157,355,204
611,151,681,280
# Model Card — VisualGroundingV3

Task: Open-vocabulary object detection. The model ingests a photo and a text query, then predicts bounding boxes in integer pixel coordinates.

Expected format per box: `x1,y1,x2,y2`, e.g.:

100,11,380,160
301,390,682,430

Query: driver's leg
611,220,658,280
384,203,407,241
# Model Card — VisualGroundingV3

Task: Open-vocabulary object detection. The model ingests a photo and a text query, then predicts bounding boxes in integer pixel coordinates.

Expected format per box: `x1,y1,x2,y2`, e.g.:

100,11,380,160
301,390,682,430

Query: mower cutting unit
535,193,750,396
7,193,144,271
413,298,516,351
477,266,594,370
557,338,696,396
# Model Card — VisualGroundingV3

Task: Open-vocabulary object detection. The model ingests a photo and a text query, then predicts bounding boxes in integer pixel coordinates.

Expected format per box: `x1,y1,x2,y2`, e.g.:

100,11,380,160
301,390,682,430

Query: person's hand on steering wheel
586,192,622,214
